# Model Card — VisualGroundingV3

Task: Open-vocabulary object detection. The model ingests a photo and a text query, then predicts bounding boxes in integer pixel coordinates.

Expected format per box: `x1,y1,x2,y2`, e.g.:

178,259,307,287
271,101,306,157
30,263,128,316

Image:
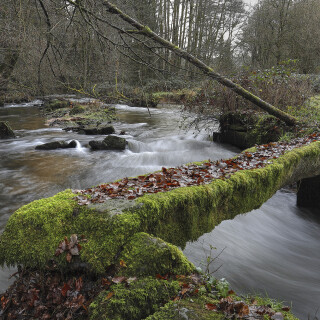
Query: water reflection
183,191,320,320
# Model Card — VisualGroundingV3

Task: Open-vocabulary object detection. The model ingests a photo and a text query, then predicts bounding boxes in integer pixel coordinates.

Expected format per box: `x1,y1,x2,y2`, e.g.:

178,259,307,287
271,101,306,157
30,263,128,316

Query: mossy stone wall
1,142,320,275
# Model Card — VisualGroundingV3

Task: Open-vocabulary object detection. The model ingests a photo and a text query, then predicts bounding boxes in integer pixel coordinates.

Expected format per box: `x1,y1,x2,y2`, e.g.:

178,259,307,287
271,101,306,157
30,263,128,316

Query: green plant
216,278,230,298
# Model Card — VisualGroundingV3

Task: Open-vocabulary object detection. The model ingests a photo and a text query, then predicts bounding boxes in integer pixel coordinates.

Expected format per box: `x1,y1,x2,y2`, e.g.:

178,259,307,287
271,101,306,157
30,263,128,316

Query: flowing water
0,100,319,319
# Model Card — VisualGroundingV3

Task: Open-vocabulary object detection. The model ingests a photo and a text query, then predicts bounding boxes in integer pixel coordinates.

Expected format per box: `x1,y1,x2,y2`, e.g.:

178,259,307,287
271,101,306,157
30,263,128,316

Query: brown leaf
102,278,111,287
61,283,71,297
281,306,290,312
234,301,249,316
66,252,72,263
75,277,83,292
181,287,189,295
119,260,127,268
105,292,114,300
205,303,217,311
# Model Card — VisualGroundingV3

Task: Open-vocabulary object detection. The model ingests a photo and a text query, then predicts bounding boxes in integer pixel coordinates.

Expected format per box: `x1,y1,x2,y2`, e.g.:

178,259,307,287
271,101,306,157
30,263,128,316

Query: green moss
89,277,180,320
0,190,142,272
145,297,225,320
118,232,194,277
46,99,69,110
0,190,77,268
69,104,86,115
219,112,287,148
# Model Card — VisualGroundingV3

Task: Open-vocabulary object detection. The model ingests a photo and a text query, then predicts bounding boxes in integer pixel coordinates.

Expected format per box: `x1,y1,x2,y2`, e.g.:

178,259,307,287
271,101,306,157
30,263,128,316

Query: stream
0,100,319,319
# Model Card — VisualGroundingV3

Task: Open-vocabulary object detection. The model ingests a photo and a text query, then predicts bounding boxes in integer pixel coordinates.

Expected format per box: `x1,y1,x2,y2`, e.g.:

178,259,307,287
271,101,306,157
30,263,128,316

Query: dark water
0,101,319,319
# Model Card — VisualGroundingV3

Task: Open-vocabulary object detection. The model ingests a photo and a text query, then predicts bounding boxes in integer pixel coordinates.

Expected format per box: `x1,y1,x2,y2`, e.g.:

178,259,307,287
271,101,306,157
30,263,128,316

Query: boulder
69,104,86,115
88,140,106,150
89,136,126,150
35,140,77,150
0,121,15,139
83,124,115,135
45,99,69,110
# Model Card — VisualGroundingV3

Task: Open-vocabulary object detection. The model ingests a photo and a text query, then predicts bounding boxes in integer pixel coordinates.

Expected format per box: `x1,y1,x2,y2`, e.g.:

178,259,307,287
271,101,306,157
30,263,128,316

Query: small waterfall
74,140,85,153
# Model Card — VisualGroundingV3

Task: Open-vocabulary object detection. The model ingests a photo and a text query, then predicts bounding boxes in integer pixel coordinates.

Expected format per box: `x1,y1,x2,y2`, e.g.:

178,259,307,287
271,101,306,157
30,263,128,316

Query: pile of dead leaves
74,133,320,205
0,268,137,319
55,234,86,263
0,269,99,320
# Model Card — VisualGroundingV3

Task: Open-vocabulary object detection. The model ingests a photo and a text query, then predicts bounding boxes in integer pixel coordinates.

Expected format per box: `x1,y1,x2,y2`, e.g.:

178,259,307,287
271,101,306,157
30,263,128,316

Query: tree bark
0,49,19,95
68,0,298,126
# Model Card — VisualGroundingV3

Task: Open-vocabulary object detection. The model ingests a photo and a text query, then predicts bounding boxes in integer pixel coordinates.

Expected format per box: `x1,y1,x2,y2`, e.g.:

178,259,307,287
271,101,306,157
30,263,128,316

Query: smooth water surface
0,101,319,319
184,191,320,319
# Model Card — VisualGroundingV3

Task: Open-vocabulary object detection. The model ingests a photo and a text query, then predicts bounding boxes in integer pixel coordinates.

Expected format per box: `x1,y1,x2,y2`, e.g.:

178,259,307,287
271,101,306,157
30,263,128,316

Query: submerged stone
83,124,115,135
35,140,77,150
0,121,15,139
89,135,126,150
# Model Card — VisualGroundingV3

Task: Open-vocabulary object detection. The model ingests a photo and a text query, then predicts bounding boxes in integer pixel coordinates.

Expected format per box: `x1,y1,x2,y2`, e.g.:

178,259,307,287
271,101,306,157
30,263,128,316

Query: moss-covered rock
0,121,15,139
118,233,194,277
0,190,141,272
216,111,288,149
89,277,180,320
69,104,86,115
45,99,69,110
89,135,126,151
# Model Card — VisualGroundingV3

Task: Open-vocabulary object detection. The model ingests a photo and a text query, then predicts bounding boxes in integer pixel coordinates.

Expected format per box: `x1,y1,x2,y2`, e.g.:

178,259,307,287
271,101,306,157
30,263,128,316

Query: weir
1,140,320,271
1,139,319,319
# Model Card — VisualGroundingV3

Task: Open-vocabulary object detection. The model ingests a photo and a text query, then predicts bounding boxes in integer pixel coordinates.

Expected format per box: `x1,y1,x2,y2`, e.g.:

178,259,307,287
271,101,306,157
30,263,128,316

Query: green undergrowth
1,141,320,276
286,94,320,124
145,298,226,320
89,277,180,320
152,88,199,103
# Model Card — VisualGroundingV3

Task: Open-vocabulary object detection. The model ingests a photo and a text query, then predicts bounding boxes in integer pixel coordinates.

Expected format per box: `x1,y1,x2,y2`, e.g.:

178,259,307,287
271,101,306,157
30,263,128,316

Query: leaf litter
73,133,320,205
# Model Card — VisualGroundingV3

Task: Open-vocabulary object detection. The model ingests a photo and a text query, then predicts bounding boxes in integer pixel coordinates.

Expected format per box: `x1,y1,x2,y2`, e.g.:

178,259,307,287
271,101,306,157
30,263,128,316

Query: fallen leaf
105,292,114,300
205,303,217,311
61,283,71,297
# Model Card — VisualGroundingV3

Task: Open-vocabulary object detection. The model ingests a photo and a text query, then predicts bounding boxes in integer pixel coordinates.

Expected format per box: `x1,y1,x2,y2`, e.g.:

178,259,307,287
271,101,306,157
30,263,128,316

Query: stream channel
0,100,319,319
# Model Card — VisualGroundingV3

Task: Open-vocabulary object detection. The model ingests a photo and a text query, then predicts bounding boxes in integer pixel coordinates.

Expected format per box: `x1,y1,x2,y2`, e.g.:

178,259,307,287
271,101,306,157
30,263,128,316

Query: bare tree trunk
0,49,19,95
69,0,298,126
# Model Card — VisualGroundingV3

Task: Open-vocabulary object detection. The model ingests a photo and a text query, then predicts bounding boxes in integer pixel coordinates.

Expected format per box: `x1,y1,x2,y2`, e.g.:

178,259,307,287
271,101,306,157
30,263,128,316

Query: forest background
0,0,320,103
